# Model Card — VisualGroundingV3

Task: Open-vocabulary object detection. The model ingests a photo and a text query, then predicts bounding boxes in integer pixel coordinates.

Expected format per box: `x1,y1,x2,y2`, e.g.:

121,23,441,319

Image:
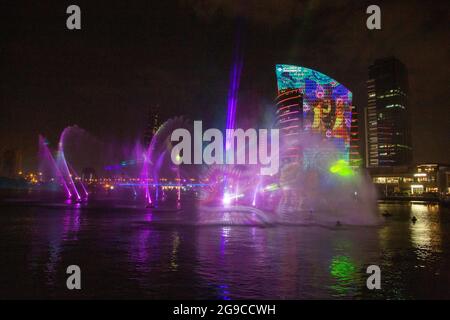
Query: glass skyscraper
365,57,412,168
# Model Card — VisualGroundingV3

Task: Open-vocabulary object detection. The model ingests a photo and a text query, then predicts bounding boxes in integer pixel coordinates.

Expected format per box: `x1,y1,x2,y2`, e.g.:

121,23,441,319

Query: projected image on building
275,64,355,163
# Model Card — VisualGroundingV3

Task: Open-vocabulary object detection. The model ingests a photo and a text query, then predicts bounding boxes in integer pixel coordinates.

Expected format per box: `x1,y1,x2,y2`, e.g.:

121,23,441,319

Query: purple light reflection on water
62,205,81,241
3,200,441,299
136,228,152,265
218,226,231,300
144,211,153,222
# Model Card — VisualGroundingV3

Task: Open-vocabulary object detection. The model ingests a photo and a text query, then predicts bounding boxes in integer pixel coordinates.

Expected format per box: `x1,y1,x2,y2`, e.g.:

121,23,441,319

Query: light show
275,64,354,162
2,1,448,305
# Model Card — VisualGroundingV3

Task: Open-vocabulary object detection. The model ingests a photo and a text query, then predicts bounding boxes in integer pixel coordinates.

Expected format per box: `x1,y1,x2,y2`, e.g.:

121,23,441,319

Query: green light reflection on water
329,255,357,296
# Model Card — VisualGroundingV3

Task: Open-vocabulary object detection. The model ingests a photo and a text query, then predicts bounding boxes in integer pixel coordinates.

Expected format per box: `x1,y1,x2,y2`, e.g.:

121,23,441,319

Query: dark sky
1,0,449,169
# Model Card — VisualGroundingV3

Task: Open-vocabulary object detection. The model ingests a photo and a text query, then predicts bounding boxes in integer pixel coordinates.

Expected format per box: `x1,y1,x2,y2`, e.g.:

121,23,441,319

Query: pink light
277,110,299,117
279,118,299,124
57,128,82,200
68,163,88,197
276,104,299,113
252,178,261,207
281,125,299,130
141,151,152,205
177,168,181,202
38,135,72,198
277,95,300,105
57,148,81,200
223,193,232,206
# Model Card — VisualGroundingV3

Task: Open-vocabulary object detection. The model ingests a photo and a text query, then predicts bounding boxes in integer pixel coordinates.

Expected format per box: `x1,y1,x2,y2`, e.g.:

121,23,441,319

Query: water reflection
170,231,180,271
376,202,448,299
329,255,357,296
27,204,84,289
409,203,442,258
194,224,380,299
1,200,449,299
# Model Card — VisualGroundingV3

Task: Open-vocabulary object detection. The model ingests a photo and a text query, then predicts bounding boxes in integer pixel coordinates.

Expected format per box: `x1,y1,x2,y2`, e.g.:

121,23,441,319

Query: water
0,198,449,299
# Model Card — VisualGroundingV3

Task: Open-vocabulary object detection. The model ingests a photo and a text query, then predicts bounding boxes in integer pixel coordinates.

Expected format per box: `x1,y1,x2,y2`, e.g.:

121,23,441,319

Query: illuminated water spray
329,159,354,177
57,141,80,200
141,152,152,205
56,126,91,200
38,135,72,198
252,176,262,207
223,23,244,204
143,129,162,206
68,162,88,197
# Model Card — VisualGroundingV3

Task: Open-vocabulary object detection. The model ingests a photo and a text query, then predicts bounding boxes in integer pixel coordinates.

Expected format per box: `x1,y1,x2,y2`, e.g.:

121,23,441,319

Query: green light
264,183,279,191
329,159,354,177
330,255,356,279
329,255,357,295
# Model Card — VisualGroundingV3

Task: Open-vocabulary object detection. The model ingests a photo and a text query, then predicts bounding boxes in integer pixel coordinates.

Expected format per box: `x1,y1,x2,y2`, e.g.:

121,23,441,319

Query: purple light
58,128,81,200
38,135,72,198
222,193,232,206
68,163,88,198
223,24,244,201
225,24,244,145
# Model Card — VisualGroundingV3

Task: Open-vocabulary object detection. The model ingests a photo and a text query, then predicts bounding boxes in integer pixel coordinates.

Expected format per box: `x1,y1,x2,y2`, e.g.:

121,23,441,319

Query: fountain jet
38,135,72,198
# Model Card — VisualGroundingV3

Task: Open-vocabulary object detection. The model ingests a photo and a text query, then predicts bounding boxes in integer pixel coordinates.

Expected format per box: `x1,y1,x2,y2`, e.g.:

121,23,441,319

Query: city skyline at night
1,1,449,173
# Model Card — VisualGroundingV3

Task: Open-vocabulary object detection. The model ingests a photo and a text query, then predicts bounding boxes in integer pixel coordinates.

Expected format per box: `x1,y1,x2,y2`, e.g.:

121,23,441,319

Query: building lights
275,64,358,166
411,184,424,194
414,173,427,177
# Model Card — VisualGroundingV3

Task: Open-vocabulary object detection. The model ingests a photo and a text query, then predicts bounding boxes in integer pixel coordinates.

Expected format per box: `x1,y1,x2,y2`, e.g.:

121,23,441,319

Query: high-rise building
275,64,359,166
1,148,21,178
143,104,161,148
275,88,303,165
365,57,412,168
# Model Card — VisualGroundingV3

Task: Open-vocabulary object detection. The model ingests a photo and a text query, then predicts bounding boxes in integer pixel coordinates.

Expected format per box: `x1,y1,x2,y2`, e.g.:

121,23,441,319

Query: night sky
1,0,449,169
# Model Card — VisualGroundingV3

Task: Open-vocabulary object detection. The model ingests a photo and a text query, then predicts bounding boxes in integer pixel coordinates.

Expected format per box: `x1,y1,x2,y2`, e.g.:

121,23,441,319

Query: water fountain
34,45,379,227
36,118,379,226
38,135,71,198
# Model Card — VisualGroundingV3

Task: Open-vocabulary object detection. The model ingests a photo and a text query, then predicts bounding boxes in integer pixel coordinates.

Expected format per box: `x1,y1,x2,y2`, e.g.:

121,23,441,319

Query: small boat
382,211,392,217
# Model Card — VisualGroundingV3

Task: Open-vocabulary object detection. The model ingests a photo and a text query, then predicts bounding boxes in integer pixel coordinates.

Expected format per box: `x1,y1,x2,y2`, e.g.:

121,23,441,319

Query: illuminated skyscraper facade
275,88,303,164
275,64,358,165
365,57,412,168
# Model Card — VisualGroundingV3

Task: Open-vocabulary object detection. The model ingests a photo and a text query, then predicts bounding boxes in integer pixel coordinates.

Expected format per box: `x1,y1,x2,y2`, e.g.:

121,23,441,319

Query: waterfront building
370,163,450,198
365,57,412,168
275,64,359,166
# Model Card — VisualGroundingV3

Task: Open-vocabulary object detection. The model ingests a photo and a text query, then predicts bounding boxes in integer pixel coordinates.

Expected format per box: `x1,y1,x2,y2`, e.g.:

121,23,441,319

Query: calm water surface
0,198,449,299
